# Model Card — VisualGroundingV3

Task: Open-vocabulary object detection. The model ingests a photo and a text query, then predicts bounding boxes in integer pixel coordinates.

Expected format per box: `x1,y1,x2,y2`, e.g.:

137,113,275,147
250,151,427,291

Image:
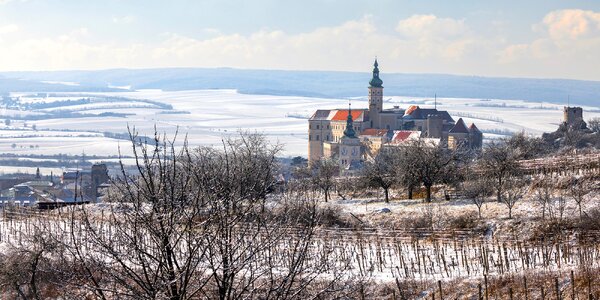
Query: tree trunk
425,185,432,202
384,188,389,203
497,178,502,203
408,186,413,200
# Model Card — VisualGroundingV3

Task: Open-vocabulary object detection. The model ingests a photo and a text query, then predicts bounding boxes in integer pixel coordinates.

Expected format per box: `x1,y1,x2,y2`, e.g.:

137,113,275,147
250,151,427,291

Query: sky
1,0,600,81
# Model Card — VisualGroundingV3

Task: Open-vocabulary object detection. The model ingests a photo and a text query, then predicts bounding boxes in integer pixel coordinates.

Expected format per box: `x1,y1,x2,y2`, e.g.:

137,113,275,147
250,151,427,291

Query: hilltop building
562,106,590,131
308,60,483,164
564,106,583,126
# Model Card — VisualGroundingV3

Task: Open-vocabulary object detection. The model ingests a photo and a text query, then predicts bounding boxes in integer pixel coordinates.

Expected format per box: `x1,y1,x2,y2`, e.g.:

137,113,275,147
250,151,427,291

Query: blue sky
1,0,600,80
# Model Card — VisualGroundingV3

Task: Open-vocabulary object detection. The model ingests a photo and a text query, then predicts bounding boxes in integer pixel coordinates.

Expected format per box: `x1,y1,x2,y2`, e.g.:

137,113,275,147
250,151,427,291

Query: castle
308,60,483,166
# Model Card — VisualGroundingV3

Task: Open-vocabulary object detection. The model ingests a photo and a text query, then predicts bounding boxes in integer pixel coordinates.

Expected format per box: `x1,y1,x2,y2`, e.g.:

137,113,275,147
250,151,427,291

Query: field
1,89,599,175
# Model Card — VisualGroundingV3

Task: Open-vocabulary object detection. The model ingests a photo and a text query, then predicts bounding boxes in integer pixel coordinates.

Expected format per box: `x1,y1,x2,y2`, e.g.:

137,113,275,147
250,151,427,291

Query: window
327,125,330,129
316,135,320,141
309,135,312,141
326,135,330,141
316,125,320,129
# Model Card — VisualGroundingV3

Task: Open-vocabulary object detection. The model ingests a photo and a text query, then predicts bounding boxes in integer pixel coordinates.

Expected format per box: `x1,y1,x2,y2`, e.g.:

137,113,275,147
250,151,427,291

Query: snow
0,89,597,159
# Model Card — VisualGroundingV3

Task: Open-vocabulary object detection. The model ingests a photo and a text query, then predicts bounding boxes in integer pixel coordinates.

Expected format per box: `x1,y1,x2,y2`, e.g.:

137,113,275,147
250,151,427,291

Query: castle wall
563,106,583,125
426,115,443,138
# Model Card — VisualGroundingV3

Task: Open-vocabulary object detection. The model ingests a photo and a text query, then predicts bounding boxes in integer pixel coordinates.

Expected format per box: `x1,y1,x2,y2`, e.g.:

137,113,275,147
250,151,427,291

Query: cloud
497,9,600,79
0,24,18,35
540,9,600,40
112,15,136,24
0,12,598,80
0,15,502,75
396,14,468,38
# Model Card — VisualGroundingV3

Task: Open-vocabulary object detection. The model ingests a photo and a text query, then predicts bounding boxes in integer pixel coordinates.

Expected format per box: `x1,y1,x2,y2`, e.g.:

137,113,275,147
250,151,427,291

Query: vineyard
2,207,600,299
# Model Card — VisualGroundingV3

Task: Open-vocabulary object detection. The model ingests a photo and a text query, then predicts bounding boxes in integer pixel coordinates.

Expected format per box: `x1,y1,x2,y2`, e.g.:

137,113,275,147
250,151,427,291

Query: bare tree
533,176,553,220
394,146,420,200
588,117,600,133
362,147,398,203
311,158,338,202
548,189,568,223
569,176,592,219
0,231,59,299
501,175,528,219
408,140,459,202
463,176,493,219
13,131,343,299
480,140,522,203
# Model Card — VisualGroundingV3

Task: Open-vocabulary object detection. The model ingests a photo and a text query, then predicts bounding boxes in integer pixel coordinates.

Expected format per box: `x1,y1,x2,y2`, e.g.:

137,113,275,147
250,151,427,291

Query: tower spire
369,58,383,87
343,100,356,138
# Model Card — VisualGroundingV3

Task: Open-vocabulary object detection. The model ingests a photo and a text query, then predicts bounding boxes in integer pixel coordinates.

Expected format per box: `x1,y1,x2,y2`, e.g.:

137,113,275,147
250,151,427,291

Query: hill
2,68,599,106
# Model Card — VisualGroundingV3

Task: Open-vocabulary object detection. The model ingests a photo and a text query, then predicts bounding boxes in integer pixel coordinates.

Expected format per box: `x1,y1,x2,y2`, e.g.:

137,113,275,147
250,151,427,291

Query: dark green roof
369,59,383,88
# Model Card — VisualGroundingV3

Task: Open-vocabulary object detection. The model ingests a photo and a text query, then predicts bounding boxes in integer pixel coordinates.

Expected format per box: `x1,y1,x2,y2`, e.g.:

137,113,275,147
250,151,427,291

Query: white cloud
112,15,136,24
541,9,600,40
0,24,18,35
396,14,468,38
0,12,598,80
497,9,600,79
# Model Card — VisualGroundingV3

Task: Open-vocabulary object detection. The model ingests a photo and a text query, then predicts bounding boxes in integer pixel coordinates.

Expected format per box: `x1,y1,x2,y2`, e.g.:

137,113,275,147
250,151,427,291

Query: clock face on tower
341,148,347,155
351,148,358,156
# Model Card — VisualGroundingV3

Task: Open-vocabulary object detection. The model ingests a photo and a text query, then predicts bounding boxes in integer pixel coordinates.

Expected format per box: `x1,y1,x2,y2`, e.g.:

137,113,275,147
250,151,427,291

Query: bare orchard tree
501,175,529,219
409,139,460,202
394,145,421,200
0,230,60,299
479,139,522,203
361,146,398,203
53,130,210,299
533,176,554,220
311,158,338,202
463,176,493,219
548,188,569,223
569,176,592,219
31,131,341,299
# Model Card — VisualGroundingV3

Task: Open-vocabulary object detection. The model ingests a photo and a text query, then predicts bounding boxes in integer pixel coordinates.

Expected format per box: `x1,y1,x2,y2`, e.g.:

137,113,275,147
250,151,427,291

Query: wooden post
589,276,592,300
524,276,529,300
556,277,561,300
438,280,443,300
478,283,483,300
541,287,545,300
509,287,513,300
485,275,489,300
571,270,575,300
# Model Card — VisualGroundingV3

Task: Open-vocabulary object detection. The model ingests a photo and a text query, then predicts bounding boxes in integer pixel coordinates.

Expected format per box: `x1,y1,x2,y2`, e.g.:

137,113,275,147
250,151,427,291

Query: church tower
368,59,384,128
339,102,362,171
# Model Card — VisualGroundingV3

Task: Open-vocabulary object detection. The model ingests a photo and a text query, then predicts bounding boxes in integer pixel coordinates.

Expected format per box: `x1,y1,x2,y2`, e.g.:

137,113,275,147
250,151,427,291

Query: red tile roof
469,123,481,132
392,130,420,142
331,109,363,121
360,129,389,136
405,105,419,115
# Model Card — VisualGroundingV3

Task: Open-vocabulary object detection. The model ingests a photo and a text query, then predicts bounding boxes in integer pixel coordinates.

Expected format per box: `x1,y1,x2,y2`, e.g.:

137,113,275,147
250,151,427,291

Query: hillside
2,68,600,106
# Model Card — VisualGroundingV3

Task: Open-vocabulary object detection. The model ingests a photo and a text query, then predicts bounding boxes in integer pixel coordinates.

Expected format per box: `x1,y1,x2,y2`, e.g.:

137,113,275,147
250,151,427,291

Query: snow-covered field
0,89,598,159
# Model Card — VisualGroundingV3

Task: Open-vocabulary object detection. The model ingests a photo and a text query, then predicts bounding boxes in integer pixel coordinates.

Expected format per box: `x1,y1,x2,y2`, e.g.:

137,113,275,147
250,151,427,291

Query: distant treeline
0,111,132,120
